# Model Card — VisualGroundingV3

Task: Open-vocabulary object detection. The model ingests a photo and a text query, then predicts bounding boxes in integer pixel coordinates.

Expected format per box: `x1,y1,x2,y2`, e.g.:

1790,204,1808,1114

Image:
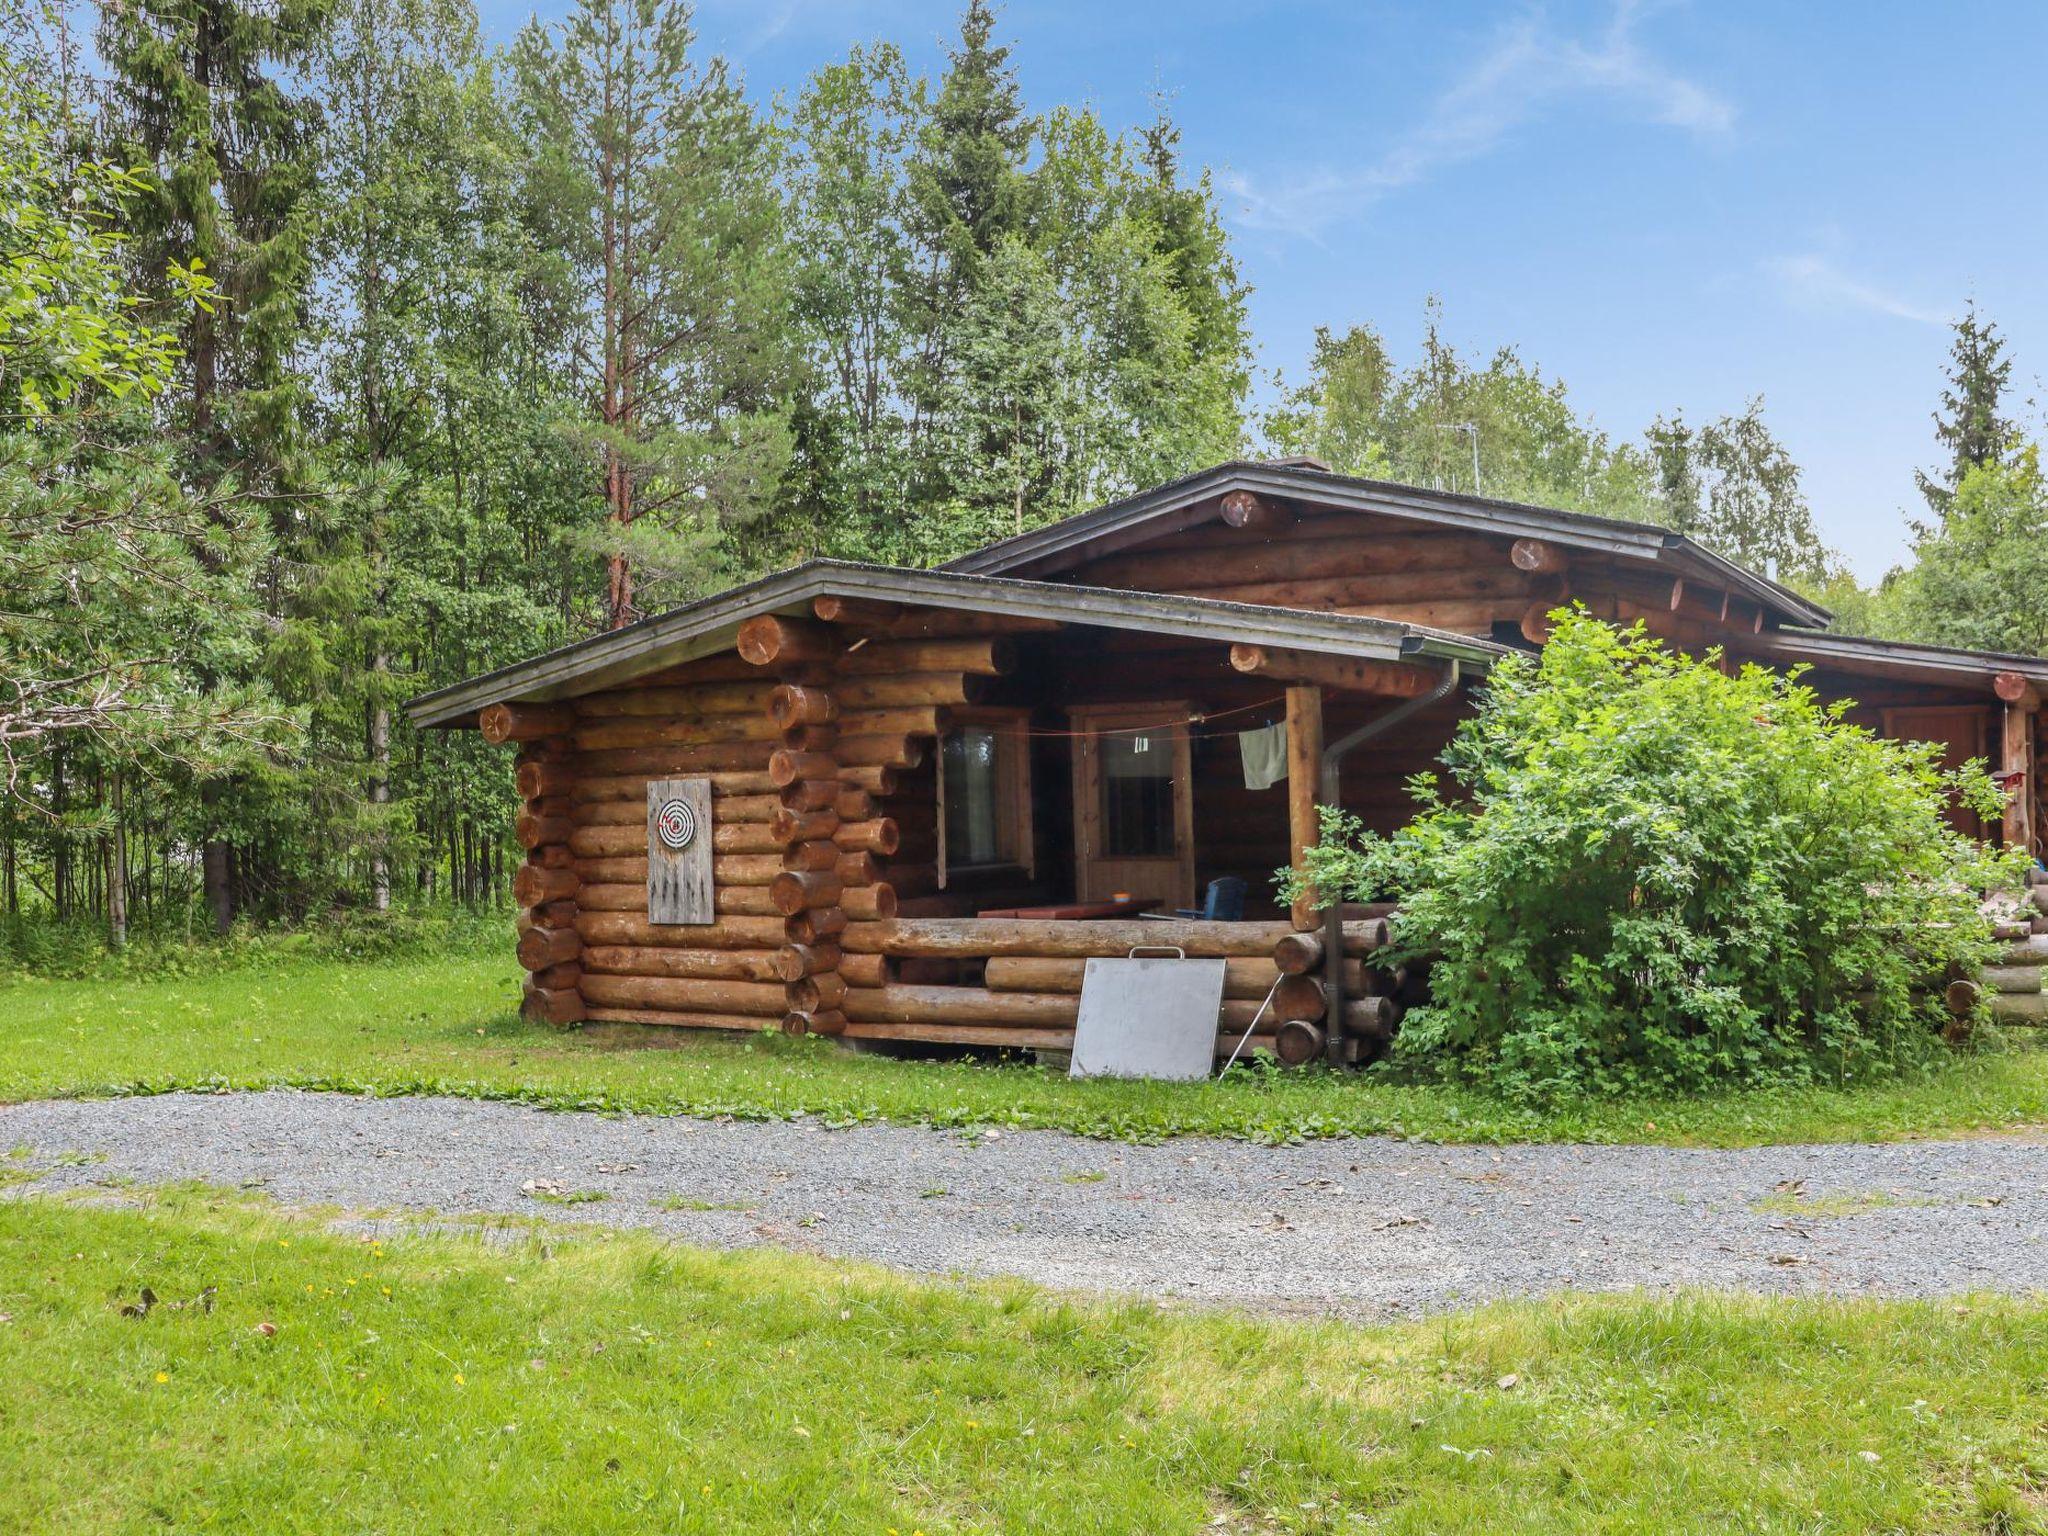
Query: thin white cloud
692,0,878,57
1223,1,1733,240
1765,254,1948,326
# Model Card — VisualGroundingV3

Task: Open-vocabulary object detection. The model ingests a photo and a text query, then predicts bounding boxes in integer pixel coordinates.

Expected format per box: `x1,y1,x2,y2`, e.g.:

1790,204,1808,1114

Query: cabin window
939,711,1032,880
1100,732,1175,857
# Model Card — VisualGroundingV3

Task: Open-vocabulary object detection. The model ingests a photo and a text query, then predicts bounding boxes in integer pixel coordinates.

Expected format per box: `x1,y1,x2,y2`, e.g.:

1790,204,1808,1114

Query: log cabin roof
404,558,1508,729
1754,627,2048,694
941,458,1837,632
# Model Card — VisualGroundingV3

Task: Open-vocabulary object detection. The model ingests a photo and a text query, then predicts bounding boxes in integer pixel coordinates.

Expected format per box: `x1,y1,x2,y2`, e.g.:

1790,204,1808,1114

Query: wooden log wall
554,656,788,1030
1990,870,2048,1027
495,623,1023,1038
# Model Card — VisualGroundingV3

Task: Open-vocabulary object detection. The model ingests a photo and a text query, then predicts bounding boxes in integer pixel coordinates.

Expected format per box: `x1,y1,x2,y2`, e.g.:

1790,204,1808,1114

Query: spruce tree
97,0,329,484
97,0,330,931
913,0,1032,264
1917,302,2015,520
905,0,1033,504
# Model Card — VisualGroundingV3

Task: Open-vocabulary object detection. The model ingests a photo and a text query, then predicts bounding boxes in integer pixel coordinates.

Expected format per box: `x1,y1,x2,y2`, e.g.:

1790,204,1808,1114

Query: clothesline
945,694,1290,743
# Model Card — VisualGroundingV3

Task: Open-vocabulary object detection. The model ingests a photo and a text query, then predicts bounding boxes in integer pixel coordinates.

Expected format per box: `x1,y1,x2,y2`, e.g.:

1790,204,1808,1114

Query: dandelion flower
154,1372,168,1384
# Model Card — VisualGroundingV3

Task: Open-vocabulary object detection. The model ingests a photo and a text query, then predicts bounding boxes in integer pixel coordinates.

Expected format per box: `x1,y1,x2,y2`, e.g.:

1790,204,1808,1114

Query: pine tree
1917,302,2015,519
514,0,793,629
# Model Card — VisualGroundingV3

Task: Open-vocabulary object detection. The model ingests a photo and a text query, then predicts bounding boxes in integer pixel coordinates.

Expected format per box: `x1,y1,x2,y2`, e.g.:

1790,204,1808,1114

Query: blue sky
478,0,2048,578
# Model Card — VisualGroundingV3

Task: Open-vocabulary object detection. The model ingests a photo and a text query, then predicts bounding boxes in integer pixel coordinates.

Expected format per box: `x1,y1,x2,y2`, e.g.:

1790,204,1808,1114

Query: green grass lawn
3,952,2048,1145
1,1187,2044,1534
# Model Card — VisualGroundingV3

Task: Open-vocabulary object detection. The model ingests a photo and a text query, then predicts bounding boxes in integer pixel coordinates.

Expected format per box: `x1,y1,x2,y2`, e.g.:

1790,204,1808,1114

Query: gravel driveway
3,1091,2044,1317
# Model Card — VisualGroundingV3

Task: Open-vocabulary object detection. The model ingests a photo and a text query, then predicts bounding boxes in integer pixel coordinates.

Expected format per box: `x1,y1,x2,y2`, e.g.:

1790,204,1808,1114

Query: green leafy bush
1293,611,2027,1101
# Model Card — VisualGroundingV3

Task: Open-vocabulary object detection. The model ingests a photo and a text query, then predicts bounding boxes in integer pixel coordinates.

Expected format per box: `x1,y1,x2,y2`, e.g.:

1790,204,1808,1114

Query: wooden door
1070,704,1196,908
1882,706,1992,839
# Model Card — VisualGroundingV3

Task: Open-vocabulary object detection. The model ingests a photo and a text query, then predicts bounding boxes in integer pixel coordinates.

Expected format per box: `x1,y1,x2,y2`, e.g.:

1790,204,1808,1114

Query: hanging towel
1239,721,1289,791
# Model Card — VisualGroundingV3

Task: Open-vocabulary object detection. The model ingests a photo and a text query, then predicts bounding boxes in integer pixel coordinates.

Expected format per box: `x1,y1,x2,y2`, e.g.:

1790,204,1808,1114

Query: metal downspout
1318,659,1462,1067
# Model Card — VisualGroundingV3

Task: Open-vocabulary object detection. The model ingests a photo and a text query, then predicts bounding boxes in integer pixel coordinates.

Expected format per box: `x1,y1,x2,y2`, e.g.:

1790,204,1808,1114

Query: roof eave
1766,627,2048,684
403,559,1505,729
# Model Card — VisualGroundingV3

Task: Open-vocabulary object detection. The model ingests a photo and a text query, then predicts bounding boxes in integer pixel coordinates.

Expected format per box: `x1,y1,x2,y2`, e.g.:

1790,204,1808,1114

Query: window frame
935,707,1035,887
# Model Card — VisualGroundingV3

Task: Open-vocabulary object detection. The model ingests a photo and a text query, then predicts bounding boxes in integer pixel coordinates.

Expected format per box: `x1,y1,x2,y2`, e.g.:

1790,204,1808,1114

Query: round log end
780,778,840,813
780,1008,847,1038
1510,537,1566,574
1273,1018,1326,1067
785,906,850,945
735,615,782,667
1273,975,1327,1022
1272,931,1323,975
521,984,586,1027
1219,489,1265,528
770,869,842,916
774,942,840,982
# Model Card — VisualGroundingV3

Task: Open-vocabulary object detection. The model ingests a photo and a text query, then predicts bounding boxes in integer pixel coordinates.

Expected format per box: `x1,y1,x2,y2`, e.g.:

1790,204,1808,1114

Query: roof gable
943,460,1835,632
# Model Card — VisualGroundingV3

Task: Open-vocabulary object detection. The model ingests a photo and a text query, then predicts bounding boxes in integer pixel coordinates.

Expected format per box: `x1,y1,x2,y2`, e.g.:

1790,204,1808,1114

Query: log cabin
407,459,2048,1064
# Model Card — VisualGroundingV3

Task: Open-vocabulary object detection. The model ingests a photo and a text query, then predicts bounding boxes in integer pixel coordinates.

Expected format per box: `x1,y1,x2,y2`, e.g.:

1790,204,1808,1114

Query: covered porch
726,579,1493,1063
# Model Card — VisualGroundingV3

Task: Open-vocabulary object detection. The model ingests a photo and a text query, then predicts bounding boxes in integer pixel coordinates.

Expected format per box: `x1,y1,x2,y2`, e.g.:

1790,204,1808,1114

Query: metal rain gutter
1315,658,1463,1068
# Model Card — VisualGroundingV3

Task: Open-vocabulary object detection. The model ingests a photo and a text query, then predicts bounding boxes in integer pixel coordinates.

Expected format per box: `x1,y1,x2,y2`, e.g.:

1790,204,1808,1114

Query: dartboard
653,797,698,851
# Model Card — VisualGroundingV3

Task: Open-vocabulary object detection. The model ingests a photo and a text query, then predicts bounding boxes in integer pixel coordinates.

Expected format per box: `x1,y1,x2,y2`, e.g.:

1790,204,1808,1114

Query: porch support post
1286,684,1324,932
2004,697,2036,856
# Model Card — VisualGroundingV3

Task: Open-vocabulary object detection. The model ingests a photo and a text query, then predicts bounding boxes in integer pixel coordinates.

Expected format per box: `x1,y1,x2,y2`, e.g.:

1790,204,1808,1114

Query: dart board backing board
646,777,713,924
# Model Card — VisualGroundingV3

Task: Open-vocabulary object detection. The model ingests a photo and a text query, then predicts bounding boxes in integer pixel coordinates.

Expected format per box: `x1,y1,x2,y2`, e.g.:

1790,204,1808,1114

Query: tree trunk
51,749,68,919
106,771,128,949
200,779,233,935
369,652,391,912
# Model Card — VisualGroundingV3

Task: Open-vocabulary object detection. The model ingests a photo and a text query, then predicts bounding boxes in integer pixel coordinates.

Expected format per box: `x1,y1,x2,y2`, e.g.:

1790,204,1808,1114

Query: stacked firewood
1266,904,1421,1066
1972,870,2048,1029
